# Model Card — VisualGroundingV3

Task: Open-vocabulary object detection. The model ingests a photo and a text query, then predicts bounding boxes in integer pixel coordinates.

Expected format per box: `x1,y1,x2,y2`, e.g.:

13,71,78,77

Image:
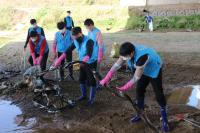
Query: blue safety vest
55,31,72,53
28,26,42,35
88,27,106,53
145,15,153,23
65,16,73,27
31,36,49,54
127,45,162,78
74,35,98,64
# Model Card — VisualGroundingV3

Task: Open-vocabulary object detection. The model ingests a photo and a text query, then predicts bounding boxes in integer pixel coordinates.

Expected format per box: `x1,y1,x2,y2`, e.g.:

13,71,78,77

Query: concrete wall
120,0,200,6
147,0,200,6
127,2,200,16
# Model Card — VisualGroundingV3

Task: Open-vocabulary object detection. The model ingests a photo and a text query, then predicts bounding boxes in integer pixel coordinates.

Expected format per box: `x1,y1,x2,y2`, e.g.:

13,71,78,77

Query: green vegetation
0,0,200,32
0,7,14,30
126,14,200,31
34,6,128,32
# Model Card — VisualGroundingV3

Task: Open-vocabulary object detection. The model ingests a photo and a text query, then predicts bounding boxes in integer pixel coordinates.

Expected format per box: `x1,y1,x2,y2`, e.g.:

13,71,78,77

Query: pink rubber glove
98,48,103,63
37,56,43,65
31,53,37,65
54,53,66,67
100,70,114,86
82,55,89,62
116,80,134,91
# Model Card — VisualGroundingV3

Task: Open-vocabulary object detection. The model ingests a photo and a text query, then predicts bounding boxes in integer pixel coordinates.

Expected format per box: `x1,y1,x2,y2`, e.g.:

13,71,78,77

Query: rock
0,64,6,73
23,66,41,76
0,81,8,90
15,114,25,125
186,29,192,32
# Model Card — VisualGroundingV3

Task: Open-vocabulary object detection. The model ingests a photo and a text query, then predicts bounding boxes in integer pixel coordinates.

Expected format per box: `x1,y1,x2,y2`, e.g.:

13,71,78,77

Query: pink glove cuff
82,55,90,62
37,56,43,65
117,80,134,91
100,70,114,85
31,53,37,65
54,53,66,67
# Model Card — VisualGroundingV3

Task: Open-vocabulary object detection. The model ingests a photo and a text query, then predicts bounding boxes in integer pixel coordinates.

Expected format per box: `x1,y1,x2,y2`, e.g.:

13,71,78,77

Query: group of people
24,11,169,132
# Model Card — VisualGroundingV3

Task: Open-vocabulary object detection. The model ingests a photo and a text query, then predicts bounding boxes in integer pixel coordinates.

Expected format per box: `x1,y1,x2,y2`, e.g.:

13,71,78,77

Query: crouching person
67,27,98,106
51,21,73,80
28,30,49,71
100,42,169,132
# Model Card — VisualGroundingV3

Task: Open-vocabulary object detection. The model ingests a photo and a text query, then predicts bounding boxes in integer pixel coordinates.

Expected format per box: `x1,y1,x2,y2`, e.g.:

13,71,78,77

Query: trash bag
110,42,120,58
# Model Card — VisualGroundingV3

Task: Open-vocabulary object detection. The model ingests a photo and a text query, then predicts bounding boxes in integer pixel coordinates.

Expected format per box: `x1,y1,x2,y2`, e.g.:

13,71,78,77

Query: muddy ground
0,31,200,133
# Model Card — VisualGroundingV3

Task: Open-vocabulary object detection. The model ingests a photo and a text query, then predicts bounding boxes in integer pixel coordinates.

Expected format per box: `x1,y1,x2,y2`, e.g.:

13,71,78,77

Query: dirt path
0,31,200,133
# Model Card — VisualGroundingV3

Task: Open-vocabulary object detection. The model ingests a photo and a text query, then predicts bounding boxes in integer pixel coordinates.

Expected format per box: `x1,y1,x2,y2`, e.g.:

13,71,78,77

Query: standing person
51,21,74,80
28,30,49,72
64,11,74,31
84,18,104,72
143,10,153,32
67,27,98,105
100,42,169,132
24,19,45,50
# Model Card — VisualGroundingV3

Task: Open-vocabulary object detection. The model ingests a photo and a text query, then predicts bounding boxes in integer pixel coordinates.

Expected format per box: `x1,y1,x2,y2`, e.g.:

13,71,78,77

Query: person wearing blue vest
28,30,49,71
67,27,98,106
64,11,74,31
143,10,154,32
100,42,169,132
24,19,45,50
51,21,74,80
84,18,104,72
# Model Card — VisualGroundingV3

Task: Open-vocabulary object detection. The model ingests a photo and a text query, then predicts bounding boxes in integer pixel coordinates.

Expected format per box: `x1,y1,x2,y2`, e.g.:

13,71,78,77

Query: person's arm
66,42,76,54
100,57,125,86
64,17,67,25
96,31,103,63
71,18,74,27
37,38,47,65
24,29,30,48
82,39,93,62
52,37,57,59
29,40,37,65
117,54,149,91
41,28,45,37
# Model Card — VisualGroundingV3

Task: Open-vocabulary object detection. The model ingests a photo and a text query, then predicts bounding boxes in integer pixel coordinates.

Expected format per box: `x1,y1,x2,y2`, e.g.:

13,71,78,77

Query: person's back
64,11,74,31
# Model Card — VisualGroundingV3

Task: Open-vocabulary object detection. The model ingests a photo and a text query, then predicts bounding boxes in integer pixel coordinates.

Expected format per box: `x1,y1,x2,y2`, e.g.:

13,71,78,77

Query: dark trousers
79,61,97,87
58,50,73,78
66,27,72,31
28,51,49,71
136,68,166,107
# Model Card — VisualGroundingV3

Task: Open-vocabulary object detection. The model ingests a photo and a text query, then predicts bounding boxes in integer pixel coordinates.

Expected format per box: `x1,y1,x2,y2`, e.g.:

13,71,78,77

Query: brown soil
0,32,200,133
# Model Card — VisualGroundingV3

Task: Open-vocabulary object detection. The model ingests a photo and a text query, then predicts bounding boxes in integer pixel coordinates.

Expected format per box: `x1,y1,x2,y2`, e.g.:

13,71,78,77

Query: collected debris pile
7,66,76,113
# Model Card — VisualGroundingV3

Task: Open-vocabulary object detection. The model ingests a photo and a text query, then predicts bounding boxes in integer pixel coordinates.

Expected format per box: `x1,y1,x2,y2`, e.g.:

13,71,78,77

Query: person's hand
36,56,43,65
24,45,27,49
116,80,134,91
99,70,114,86
33,58,37,66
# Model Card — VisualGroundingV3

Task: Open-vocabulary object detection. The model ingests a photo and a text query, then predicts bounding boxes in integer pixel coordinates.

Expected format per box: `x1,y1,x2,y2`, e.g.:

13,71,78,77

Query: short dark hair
67,10,71,13
30,19,36,24
57,21,66,30
72,27,82,35
30,31,38,37
119,42,135,56
84,18,94,26
143,9,149,13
